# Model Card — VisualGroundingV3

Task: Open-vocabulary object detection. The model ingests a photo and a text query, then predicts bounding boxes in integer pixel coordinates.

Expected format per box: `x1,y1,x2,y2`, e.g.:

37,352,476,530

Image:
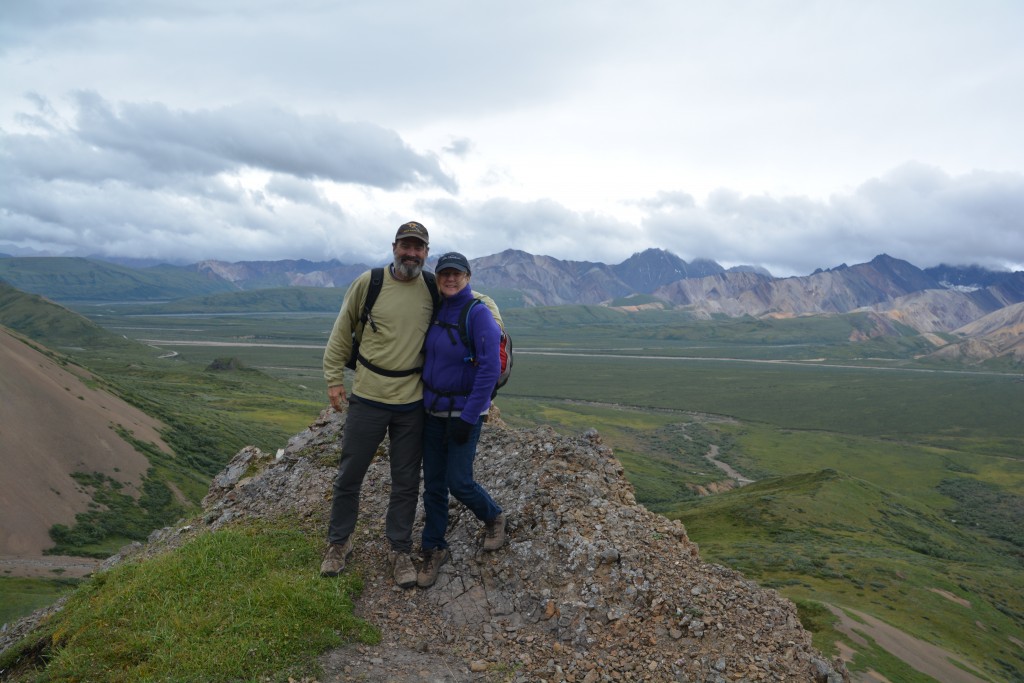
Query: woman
417,252,505,588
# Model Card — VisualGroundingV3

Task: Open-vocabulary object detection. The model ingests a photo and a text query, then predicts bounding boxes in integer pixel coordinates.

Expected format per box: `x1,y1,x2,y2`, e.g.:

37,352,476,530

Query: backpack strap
422,270,441,318
348,267,434,377
458,298,482,363
356,357,423,377
360,267,385,332
345,269,384,371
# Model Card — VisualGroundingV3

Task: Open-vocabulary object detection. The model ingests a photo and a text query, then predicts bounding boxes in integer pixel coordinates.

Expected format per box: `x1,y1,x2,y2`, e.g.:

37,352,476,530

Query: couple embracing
319,221,505,589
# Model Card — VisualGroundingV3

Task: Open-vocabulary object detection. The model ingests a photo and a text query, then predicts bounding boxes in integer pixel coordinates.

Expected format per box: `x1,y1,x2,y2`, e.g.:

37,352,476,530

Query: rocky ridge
211,407,848,680
3,406,848,682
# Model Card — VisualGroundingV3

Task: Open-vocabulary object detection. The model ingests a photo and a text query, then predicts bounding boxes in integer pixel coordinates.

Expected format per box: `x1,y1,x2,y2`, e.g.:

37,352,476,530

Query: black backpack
344,267,440,376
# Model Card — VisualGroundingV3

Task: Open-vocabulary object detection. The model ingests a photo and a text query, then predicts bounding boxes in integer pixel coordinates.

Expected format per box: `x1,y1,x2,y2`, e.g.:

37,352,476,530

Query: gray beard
393,255,423,280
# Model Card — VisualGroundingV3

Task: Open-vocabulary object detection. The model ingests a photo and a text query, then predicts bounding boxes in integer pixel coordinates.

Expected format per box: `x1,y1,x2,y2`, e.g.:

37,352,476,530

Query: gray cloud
443,138,474,158
413,197,644,266
2,2,1023,274
0,92,458,260
65,92,457,191
0,157,354,262
641,164,1024,275
4,92,456,191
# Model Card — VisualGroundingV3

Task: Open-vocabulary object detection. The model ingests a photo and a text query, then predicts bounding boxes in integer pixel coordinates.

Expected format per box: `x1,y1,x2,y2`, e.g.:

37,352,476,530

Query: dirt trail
704,444,755,485
827,604,988,683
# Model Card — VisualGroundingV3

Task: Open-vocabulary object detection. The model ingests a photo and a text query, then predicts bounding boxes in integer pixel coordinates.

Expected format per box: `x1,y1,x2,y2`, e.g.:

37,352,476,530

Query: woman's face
437,268,469,297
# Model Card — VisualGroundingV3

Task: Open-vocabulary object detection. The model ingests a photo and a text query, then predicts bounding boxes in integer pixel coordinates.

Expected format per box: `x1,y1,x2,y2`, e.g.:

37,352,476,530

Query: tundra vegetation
1,286,1022,681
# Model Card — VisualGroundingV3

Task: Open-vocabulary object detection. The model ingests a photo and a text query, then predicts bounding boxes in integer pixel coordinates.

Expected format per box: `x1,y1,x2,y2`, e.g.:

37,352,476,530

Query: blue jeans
421,414,502,551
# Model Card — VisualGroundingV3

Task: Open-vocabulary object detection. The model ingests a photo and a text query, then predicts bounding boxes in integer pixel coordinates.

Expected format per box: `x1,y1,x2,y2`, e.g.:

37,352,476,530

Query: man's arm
323,274,368,408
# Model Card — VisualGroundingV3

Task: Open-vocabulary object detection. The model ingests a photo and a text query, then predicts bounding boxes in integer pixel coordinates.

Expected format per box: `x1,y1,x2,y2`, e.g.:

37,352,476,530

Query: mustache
393,255,424,279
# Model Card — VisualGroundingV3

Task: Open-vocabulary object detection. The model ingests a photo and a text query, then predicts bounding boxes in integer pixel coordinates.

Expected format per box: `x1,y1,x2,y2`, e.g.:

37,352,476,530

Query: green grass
504,353,1024,445
841,631,944,683
668,470,1023,681
3,522,377,682
0,282,137,352
0,577,80,627
790,598,841,656
46,471,190,558
94,286,346,314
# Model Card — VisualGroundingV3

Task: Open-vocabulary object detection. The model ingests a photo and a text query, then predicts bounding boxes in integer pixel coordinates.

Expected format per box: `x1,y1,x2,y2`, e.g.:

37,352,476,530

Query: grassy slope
0,282,137,351
0,285,321,563
1,522,376,682
672,469,1021,676
0,577,80,628
0,257,236,301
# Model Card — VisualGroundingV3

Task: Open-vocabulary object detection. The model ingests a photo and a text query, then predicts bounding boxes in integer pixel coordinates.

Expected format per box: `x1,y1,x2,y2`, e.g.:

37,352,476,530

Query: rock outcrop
196,407,847,681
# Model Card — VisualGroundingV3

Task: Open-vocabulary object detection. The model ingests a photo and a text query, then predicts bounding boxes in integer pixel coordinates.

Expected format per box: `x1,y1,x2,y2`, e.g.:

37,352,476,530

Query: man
320,221,435,588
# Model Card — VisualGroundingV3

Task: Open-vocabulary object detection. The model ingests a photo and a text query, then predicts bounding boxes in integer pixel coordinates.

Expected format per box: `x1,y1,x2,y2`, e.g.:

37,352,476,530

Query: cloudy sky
2,1,1023,276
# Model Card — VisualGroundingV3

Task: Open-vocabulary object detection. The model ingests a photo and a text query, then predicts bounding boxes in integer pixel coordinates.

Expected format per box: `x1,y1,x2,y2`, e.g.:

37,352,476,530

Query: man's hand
328,384,348,412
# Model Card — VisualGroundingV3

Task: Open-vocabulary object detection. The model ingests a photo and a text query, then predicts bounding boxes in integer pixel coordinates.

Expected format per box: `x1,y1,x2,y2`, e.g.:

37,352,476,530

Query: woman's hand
452,419,472,444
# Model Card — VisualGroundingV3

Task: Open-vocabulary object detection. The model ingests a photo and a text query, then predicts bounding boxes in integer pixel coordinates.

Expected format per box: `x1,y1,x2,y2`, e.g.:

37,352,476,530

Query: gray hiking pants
327,400,423,553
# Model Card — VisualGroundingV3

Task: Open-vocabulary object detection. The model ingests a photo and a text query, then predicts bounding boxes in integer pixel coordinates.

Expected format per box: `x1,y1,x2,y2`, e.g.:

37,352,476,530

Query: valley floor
0,554,100,579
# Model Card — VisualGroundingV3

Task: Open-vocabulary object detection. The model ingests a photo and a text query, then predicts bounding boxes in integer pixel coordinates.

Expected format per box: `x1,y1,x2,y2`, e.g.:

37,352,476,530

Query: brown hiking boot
319,539,353,577
483,513,506,551
416,548,450,588
389,551,417,588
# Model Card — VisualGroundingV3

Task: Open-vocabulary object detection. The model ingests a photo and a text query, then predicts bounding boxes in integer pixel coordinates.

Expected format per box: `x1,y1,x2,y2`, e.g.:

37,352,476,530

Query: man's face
392,238,428,280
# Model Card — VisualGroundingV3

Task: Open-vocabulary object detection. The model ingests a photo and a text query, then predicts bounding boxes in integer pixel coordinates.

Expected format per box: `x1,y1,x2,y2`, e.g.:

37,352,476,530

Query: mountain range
2,250,1024,361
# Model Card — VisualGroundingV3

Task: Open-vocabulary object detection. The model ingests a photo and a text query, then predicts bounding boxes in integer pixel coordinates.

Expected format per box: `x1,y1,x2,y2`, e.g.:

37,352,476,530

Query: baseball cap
435,251,471,274
394,221,429,245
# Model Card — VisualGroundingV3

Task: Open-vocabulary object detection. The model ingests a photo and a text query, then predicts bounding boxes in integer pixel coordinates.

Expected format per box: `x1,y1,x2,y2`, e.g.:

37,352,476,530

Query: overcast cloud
2,0,1023,275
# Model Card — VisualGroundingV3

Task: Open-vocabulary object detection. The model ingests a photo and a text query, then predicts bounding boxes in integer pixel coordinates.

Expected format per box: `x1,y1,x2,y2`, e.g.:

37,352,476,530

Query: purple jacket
422,285,501,423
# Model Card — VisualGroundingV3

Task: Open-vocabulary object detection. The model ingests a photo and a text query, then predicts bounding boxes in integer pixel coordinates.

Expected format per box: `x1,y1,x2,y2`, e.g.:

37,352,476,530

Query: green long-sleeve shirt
323,268,435,405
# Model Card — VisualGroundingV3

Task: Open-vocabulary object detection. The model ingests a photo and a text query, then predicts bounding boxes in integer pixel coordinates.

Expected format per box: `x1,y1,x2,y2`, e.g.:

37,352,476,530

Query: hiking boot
319,539,353,577
389,551,417,588
416,548,450,588
483,513,506,551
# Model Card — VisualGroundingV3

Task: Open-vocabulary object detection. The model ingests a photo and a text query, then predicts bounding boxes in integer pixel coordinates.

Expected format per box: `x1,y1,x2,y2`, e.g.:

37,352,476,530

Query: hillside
0,282,311,569
0,326,170,564
0,257,237,302
0,407,848,682
91,286,347,315
0,281,136,352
